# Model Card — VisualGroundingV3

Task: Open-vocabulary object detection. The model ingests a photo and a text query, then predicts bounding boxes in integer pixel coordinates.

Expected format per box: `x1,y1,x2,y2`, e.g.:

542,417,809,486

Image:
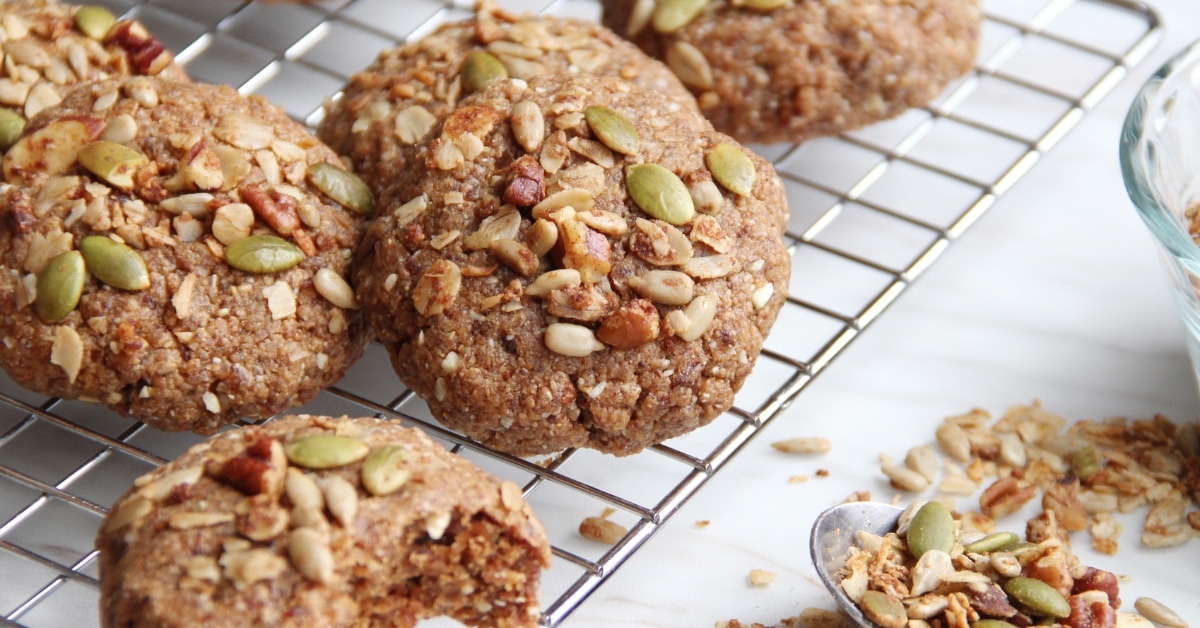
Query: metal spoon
809,501,905,627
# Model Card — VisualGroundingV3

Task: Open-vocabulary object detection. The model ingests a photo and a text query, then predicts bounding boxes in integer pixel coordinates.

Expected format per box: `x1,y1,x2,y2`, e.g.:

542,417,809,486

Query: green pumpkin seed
77,140,148,191
706,143,756,197
461,50,508,92
224,234,305,274
35,250,85,322
625,163,695,226
906,500,955,559
78,235,150,291
1070,444,1100,480
307,162,375,216
74,5,117,40
284,434,369,470
0,109,25,152
361,446,412,496
970,621,1019,628
733,0,789,8
653,0,709,34
1002,576,1071,618
584,106,639,156
859,590,907,628
963,531,1020,554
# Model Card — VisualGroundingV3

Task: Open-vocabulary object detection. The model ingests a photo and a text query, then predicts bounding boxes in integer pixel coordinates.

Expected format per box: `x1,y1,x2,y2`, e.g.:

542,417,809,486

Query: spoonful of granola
809,500,1134,628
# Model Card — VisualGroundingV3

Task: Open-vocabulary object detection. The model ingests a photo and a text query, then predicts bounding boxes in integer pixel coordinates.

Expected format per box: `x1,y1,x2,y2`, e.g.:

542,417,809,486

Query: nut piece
283,434,369,470
653,0,710,34
313,268,358,309
361,445,411,496
77,141,148,191
584,105,639,156
224,234,305,274
596,299,660,349
321,476,358,528
307,162,375,216
627,270,694,305
511,100,545,153
1133,597,1188,628
4,117,105,184
626,163,696,226
217,437,288,498
50,325,84,384
412,259,462,316
288,527,335,583
544,322,605,357
78,235,151,291
579,515,627,544
771,436,832,455
35,250,85,322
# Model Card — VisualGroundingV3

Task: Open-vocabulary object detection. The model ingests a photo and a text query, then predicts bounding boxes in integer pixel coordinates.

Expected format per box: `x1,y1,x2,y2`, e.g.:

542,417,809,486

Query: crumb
815,469,830,477
788,474,810,484
748,568,776,587
695,520,711,528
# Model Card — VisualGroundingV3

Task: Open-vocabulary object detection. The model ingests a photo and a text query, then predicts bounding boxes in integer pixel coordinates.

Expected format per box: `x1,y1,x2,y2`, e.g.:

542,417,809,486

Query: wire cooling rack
0,0,1163,625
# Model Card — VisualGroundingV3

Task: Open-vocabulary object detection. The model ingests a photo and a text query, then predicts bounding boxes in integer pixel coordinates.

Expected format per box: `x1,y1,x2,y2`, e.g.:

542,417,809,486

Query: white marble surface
569,1,1200,625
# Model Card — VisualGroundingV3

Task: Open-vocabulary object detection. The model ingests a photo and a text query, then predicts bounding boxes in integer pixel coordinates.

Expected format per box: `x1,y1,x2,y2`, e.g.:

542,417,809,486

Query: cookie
353,73,791,456
598,0,982,144
0,1,188,151
96,414,552,627
0,77,373,433
317,0,696,196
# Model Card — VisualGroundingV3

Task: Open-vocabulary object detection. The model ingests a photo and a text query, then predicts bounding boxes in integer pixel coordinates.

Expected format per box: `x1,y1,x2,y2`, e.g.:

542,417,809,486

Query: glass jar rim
1120,37,1200,268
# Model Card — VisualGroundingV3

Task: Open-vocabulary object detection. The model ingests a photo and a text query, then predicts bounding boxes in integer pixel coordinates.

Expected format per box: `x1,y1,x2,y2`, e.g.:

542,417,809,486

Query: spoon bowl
809,501,904,627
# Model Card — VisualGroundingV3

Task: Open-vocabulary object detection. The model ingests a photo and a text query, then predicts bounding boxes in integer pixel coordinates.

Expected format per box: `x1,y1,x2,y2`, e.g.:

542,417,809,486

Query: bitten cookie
96,415,552,627
317,0,696,196
0,1,188,151
353,74,791,456
0,77,373,433
598,0,982,144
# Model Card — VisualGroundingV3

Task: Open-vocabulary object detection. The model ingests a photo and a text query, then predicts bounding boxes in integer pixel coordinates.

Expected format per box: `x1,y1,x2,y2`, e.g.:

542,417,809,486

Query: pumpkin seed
461,50,508,92
1002,576,1071,618
361,446,411,496
283,434,369,470
706,143,756,197
307,162,374,216
970,621,1019,628
75,5,117,39
0,109,25,152
78,236,150,291
653,0,709,34
77,140,147,191
584,106,639,156
625,163,695,226
859,590,907,628
35,250,85,322
224,234,305,274
906,500,955,559
733,0,789,8
963,531,1020,554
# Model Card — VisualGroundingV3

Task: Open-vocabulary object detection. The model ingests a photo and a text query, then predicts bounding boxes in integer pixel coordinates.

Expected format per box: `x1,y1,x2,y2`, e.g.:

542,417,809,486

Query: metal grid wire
0,0,1162,625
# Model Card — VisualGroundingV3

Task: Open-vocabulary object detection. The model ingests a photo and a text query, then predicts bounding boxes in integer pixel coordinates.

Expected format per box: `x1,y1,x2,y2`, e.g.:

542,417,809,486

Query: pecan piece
597,299,660,349
545,284,617,323
1067,595,1116,628
215,437,287,498
1072,567,1121,609
242,185,300,235
106,20,175,75
963,581,1018,619
503,155,545,207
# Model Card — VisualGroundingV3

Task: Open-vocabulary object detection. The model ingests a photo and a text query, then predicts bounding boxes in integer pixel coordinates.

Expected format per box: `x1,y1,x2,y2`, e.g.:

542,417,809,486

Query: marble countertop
570,0,1200,625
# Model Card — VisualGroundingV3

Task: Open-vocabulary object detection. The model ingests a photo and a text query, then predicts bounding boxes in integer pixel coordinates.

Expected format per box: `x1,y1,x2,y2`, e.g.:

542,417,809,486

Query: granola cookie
598,0,982,144
317,0,696,196
96,414,552,628
0,1,188,151
353,73,791,456
0,77,372,433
